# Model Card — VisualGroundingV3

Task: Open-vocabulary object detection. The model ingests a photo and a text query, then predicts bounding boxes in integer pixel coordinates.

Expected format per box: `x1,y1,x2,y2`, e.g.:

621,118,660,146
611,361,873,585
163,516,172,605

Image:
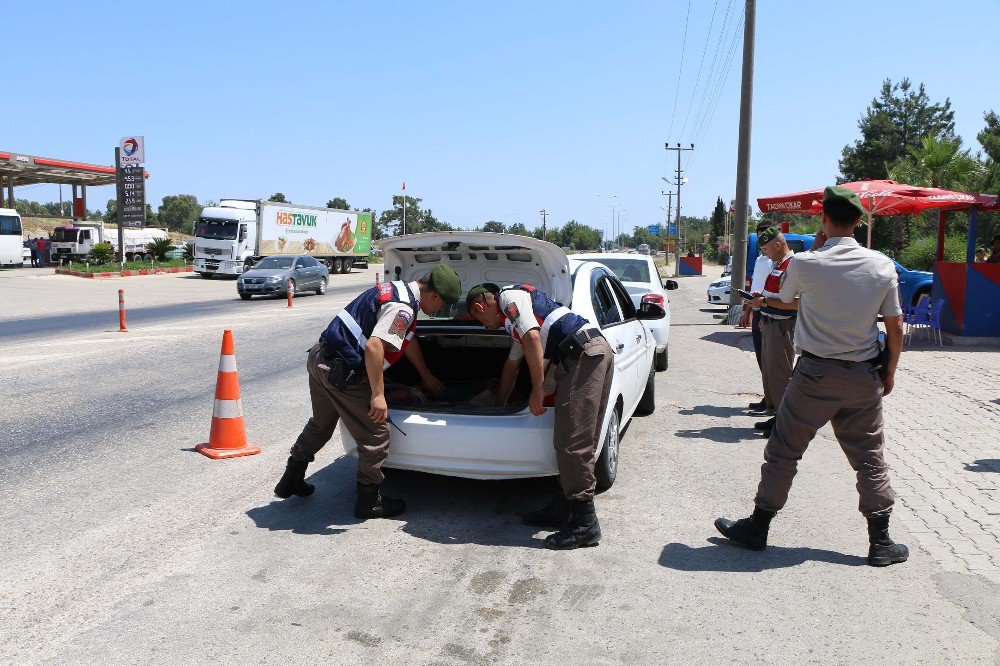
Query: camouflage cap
823,185,865,217
758,226,781,246
430,264,462,304
465,282,500,312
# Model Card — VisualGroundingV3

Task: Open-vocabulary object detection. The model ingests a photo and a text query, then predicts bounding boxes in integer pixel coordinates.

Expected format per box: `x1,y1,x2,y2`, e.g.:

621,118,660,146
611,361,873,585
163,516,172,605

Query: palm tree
146,238,174,261
887,135,981,189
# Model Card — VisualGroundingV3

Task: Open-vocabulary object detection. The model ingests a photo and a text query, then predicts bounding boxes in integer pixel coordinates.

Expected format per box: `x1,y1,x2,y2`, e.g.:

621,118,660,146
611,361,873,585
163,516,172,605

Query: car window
300,256,316,267
590,258,651,284
787,240,805,253
256,256,294,269
607,276,638,320
592,276,623,327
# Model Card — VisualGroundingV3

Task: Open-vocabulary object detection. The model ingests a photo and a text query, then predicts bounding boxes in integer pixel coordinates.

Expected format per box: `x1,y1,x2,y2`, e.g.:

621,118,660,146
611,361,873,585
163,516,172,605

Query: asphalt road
1,265,996,664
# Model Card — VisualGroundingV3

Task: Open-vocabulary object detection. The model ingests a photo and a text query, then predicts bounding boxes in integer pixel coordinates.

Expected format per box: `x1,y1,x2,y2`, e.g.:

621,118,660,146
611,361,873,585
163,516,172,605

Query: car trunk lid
379,232,573,314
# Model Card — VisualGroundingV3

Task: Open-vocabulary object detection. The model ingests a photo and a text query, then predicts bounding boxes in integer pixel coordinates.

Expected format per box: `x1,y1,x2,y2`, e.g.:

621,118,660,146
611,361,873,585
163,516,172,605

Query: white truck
192,199,372,278
50,222,169,262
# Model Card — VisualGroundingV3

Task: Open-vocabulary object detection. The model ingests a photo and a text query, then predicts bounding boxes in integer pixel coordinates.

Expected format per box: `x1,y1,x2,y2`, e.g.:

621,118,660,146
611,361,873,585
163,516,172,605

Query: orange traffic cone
195,330,261,459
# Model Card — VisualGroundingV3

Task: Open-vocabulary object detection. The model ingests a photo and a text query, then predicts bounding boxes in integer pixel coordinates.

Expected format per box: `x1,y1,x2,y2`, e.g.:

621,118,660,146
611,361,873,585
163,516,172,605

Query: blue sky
8,0,999,236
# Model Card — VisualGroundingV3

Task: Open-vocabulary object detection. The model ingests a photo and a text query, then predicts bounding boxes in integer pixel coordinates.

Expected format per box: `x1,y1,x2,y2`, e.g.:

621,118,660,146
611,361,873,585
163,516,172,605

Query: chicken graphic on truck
192,199,372,277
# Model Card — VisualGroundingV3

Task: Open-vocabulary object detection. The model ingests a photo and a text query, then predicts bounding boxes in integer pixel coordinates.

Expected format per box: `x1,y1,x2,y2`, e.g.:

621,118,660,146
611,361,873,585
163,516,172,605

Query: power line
686,0,737,140
678,0,720,140
687,8,746,170
666,0,692,141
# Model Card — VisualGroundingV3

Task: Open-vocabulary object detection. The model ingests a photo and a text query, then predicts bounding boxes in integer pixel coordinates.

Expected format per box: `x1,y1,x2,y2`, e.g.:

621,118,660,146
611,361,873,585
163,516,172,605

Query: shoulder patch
389,309,413,338
504,302,520,320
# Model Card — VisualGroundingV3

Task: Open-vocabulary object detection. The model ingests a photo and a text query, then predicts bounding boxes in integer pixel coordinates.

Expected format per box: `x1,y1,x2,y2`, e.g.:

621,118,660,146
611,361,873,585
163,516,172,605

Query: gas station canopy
0,150,120,186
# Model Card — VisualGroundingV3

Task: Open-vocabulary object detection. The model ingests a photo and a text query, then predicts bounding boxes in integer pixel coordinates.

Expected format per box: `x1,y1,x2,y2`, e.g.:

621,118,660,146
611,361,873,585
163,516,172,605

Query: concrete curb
54,266,194,279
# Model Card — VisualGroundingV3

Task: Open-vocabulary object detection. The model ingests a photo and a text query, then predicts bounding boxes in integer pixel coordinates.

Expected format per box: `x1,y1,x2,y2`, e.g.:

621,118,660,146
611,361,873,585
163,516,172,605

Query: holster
874,332,889,382
321,344,360,389
556,328,602,363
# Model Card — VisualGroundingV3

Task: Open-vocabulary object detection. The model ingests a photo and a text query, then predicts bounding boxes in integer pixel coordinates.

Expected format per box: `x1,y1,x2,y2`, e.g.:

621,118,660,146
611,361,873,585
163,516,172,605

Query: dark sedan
236,254,329,300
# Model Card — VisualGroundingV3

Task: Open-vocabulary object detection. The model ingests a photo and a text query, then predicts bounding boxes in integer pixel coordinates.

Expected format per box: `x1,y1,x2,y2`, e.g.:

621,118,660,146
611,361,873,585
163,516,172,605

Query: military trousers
759,316,796,411
755,355,895,517
290,343,391,486
553,335,614,503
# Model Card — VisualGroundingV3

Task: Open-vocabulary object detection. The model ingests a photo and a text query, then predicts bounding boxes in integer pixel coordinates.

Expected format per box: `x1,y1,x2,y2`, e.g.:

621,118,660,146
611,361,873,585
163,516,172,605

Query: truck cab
193,200,258,277
51,223,104,262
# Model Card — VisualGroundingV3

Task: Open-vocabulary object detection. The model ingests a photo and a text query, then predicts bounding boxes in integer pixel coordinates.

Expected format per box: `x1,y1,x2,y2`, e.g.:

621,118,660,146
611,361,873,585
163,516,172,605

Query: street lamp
598,194,618,248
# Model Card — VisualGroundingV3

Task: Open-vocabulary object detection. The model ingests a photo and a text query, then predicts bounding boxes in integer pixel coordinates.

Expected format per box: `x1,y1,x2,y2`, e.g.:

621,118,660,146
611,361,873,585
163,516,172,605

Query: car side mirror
637,301,666,320
661,279,678,291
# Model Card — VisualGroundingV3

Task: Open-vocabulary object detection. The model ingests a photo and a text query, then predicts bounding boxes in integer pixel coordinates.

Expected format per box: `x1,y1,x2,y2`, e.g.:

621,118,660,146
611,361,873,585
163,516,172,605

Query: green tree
839,78,955,182
377,195,453,236
507,222,529,236
888,135,979,189
157,194,202,233
104,198,117,223
707,197,727,260
146,238,174,261
560,220,602,250
327,197,350,210
482,220,506,234
88,242,114,265
268,192,288,203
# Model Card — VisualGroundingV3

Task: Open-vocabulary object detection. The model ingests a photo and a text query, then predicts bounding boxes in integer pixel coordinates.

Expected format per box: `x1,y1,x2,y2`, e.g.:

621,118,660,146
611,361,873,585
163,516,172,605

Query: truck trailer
192,199,372,278
49,222,169,262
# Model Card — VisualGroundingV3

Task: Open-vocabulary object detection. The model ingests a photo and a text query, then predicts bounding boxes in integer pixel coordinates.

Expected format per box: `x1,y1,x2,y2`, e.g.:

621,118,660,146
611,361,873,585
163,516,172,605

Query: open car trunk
385,330,537,415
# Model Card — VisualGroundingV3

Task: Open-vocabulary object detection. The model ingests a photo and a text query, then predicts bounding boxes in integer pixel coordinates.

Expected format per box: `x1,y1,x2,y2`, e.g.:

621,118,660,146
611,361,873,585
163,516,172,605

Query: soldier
747,221,774,414
747,227,798,436
274,264,461,520
715,186,908,567
466,282,613,550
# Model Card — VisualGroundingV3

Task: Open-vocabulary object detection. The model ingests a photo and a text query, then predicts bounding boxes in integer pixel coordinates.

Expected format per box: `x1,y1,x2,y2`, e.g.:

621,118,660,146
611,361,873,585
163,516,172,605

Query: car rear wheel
316,277,327,295
654,346,668,371
595,407,620,490
635,365,656,416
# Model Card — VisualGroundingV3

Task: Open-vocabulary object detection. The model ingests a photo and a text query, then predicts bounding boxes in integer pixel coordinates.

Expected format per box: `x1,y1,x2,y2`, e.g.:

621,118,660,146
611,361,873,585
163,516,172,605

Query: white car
339,232,664,488
572,253,677,371
707,277,731,304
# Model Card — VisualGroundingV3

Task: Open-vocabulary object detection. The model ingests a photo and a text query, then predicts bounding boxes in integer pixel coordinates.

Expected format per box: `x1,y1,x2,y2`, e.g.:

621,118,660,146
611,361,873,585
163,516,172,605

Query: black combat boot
866,515,909,567
354,484,406,520
748,399,767,410
273,456,315,499
522,494,572,528
754,416,776,431
714,507,774,551
544,500,601,549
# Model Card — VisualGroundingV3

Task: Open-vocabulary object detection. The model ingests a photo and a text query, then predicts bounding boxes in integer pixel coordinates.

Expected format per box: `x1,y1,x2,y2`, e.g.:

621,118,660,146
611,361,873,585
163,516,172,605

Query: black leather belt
801,350,878,365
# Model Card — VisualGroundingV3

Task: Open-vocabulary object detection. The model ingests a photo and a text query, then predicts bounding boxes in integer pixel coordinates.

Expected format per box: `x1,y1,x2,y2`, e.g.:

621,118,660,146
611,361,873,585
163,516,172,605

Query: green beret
465,282,500,312
823,185,864,217
430,264,462,304
758,226,781,246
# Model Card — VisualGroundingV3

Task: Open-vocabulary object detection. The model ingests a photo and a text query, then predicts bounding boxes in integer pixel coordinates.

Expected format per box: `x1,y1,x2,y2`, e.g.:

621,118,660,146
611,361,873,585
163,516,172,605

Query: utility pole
660,191,674,256
665,143,694,277
539,209,548,239
729,0,756,306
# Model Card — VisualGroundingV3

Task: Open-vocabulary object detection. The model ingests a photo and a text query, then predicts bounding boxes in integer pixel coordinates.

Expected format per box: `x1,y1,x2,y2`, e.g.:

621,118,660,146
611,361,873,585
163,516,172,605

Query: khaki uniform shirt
778,237,901,362
369,281,420,351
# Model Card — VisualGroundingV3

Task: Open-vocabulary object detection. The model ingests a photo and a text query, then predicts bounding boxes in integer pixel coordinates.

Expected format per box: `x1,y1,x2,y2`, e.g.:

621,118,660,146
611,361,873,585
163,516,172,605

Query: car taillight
641,293,665,306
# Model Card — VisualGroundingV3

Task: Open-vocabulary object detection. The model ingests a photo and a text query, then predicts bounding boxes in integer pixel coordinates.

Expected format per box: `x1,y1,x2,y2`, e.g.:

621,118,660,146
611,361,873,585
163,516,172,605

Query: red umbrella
757,180,997,247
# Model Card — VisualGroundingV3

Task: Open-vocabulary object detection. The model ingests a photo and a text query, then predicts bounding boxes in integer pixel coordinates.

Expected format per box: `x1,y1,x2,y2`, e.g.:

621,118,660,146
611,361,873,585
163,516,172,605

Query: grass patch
59,258,189,272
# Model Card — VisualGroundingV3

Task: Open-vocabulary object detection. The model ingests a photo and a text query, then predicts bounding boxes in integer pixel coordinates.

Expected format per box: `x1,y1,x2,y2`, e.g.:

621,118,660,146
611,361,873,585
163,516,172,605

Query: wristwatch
762,297,768,308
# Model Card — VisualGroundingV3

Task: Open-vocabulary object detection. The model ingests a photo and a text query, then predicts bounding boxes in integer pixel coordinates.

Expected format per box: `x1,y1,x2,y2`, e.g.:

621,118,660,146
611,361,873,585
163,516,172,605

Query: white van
0,208,23,268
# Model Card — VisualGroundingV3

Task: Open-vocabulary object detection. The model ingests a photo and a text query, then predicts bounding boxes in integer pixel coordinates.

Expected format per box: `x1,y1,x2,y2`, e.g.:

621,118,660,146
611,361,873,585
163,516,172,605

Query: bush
88,242,115,264
183,242,194,262
898,234,968,270
147,238,174,261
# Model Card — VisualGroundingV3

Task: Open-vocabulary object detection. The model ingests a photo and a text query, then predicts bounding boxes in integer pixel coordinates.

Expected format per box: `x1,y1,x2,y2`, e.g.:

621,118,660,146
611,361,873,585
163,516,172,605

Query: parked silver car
236,254,329,300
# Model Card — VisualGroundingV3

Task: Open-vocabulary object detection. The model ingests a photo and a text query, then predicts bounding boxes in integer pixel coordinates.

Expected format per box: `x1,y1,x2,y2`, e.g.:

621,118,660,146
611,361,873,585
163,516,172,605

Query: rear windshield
255,256,294,269
0,215,21,235
587,258,650,283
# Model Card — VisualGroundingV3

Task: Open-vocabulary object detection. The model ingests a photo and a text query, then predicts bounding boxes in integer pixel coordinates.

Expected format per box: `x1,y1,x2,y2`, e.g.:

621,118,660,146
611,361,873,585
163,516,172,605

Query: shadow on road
965,459,1000,473
245,456,559,548
674,426,761,444
658,537,866,571
700,331,751,350
678,405,749,419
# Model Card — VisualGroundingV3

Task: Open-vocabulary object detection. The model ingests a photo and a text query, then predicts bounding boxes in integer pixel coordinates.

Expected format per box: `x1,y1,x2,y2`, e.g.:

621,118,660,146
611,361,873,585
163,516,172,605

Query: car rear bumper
340,408,559,479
